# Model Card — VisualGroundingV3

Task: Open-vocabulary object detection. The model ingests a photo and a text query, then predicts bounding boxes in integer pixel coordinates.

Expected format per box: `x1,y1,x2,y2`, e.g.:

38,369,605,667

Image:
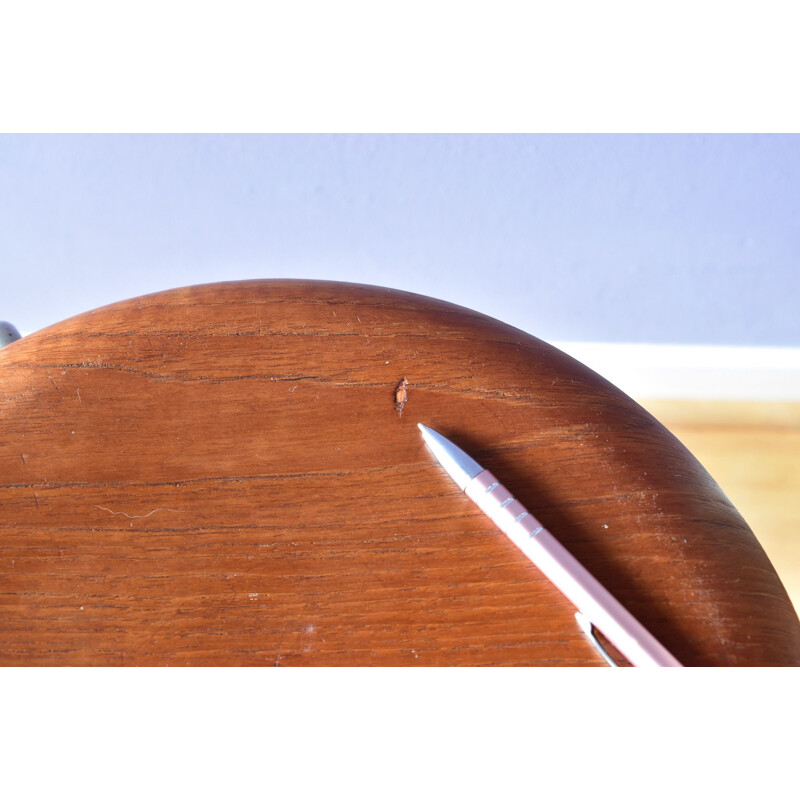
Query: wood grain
1,280,798,666
639,399,800,619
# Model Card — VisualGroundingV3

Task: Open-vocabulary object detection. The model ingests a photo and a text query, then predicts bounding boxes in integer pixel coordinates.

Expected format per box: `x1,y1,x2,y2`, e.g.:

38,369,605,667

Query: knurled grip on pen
465,469,682,667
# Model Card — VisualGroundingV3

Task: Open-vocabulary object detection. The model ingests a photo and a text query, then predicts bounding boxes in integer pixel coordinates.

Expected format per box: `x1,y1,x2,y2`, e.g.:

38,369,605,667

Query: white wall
2,134,798,396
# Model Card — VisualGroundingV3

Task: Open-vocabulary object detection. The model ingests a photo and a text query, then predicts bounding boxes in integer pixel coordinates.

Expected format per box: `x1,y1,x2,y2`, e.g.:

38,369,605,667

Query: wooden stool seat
1,280,798,665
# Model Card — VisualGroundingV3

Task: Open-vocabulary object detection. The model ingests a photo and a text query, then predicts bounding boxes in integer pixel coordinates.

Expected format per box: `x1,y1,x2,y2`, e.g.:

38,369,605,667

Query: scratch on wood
394,377,408,417
93,505,178,520
76,388,82,402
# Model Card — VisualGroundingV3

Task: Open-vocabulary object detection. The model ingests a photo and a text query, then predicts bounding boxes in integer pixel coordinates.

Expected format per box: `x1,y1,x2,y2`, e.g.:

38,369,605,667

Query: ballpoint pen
418,423,682,667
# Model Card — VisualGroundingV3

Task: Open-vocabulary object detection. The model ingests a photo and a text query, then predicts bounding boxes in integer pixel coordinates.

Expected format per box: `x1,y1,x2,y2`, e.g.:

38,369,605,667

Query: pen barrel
465,469,681,667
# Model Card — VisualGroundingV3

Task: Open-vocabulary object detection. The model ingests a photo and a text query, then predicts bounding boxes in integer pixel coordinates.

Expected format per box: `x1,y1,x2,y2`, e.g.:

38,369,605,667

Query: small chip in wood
394,377,408,417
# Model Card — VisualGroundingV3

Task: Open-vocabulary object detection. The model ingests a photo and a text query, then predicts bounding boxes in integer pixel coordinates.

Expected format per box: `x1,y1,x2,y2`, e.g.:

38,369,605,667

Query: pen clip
575,612,619,667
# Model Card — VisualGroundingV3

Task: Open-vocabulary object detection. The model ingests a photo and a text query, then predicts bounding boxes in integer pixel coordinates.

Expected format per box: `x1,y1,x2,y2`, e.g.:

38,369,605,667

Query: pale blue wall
1,134,798,345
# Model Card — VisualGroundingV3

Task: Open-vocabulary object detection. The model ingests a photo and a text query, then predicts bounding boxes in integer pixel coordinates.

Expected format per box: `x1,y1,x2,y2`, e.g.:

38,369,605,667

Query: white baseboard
551,342,800,402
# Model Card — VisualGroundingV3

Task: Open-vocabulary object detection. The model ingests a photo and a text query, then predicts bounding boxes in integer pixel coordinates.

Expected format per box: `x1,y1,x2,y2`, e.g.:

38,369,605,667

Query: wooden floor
638,399,800,617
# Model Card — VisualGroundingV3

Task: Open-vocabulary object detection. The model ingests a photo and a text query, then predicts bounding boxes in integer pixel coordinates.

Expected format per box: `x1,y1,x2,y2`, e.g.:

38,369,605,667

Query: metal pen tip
417,423,435,446
416,422,484,491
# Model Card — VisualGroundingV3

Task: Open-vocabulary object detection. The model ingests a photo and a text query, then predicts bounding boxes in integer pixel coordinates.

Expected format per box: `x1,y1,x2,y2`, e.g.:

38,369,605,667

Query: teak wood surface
1,280,798,666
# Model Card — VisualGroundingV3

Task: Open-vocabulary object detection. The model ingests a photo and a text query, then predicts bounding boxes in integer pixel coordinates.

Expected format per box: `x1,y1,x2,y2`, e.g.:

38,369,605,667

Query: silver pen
418,423,682,667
